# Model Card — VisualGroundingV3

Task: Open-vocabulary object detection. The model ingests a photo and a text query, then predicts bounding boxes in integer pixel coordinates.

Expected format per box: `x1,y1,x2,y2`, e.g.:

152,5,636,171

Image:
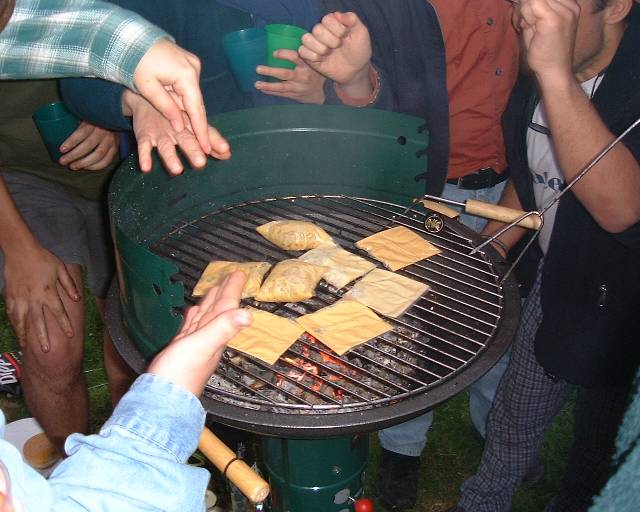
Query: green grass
362,393,574,512
0,294,575,511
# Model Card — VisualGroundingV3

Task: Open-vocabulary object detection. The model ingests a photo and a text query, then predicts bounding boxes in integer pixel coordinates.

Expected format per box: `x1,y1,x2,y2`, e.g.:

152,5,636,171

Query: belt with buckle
446,168,508,190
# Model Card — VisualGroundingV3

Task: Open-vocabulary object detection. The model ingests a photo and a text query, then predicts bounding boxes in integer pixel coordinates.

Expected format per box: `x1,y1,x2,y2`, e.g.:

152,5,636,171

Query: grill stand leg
261,434,368,512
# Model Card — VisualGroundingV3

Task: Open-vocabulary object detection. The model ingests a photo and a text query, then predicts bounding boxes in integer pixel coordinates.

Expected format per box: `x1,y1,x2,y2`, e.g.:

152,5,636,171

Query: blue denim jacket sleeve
0,373,208,512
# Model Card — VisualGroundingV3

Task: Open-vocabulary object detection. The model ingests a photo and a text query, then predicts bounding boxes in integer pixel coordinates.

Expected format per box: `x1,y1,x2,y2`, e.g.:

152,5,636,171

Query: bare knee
22,331,84,392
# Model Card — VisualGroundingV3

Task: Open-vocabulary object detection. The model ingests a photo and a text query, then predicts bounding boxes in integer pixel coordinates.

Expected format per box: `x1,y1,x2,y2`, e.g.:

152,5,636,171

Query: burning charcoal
228,354,244,366
274,375,303,395
286,302,308,315
349,357,364,368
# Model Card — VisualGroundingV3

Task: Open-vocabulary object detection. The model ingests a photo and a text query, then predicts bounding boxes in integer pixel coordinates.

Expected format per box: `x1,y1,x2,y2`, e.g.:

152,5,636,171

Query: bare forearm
540,77,640,232
0,178,39,257
335,64,374,100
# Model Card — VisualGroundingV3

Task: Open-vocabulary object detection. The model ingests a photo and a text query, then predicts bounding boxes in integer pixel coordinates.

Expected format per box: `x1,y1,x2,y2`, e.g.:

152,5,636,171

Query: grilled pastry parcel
299,244,376,289
257,220,334,251
255,259,328,302
193,261,271,298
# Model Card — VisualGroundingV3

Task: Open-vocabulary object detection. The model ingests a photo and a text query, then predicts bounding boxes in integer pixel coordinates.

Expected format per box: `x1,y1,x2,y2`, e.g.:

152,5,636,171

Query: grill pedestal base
262,435,368,512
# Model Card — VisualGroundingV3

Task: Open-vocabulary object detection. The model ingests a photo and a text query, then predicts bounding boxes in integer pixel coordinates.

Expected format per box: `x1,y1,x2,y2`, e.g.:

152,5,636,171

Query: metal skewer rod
395,116,639,283
421,196,464,208
394,197,421,221
422,195,543,230
470,211,542,256
538,116,640,217
474,116,640,284
473,115,640,256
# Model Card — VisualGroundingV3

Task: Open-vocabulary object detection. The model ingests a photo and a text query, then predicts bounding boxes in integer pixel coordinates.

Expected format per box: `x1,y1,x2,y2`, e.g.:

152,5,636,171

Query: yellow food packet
345,268,429,318
299,245,376,289
297,299,392,355
193,261,271,298
255,259,328,302
355,226,441,271
228,308,304,365
256,220,334,251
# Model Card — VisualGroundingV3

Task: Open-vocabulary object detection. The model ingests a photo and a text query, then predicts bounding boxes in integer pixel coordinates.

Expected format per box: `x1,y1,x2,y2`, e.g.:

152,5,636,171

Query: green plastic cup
265,24,307,70
222,28,267,92
32,102,79,162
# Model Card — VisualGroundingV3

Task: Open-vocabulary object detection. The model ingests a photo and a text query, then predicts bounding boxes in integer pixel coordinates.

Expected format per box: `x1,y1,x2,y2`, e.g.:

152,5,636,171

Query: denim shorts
0,172,114,298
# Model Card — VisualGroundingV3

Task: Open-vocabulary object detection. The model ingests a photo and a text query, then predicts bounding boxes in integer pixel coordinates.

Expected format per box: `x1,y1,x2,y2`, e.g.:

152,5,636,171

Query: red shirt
430,0,519,178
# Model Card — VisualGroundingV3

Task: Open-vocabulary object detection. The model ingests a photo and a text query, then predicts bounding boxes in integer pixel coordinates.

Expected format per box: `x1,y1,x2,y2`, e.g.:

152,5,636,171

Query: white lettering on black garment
527,74,602,253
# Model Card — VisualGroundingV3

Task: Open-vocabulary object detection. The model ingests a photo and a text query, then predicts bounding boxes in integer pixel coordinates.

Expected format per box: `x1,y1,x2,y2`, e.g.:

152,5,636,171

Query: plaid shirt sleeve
0,0,172,89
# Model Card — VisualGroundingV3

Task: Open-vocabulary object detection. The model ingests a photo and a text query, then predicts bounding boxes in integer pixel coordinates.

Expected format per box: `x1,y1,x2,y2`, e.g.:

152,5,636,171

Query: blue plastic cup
32,102,79,162
222,28,267,92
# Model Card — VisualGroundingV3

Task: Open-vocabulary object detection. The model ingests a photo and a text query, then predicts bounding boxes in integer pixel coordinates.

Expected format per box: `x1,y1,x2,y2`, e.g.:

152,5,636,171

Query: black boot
376,449,420,511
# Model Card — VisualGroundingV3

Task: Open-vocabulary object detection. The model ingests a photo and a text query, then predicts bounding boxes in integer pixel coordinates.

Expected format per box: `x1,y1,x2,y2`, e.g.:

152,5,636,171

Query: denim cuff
101,374,206,462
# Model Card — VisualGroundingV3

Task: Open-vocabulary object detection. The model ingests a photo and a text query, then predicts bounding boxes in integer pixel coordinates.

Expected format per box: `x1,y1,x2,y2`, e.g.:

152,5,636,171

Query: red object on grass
354,498,374,512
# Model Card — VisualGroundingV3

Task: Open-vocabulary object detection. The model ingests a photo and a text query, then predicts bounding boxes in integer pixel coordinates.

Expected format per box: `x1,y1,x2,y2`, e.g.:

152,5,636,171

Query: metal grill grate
151,195,508,417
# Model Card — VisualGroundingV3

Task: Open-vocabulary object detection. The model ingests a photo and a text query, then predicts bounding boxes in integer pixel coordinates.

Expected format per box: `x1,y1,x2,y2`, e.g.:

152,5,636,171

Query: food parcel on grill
297,299,392,355
255,259,328,302
256,220,334,250
193,261,271,298
355,226,441,271
227,308,305,365
346,268,429,318
299,244,376,289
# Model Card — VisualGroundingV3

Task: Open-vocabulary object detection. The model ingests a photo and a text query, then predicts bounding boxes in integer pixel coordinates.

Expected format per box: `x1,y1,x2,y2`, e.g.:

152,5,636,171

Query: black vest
503,5,640,387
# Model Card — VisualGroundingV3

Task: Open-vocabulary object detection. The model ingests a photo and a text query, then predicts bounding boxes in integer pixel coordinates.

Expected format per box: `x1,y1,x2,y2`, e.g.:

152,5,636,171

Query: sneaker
376,449,420,511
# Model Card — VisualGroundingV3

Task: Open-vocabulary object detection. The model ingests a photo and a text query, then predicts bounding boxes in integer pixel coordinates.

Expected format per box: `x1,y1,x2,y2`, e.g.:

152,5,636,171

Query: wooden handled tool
198,427,270,503
421,197,542,230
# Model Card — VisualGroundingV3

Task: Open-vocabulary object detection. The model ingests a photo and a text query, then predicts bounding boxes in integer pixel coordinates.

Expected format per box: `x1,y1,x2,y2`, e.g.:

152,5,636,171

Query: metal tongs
398,116,640,285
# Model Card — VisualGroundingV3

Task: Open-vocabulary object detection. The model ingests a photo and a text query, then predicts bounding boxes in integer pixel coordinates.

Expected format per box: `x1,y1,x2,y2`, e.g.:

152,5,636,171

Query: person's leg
80,197,136,406
375,181,508,510
457,266,570,512
468,348,510,439
545,383,632,512
0,173,94,453
21,263,88,453
443,181,508,436
95,298,136,405
376,411,434,509
378,411,434,457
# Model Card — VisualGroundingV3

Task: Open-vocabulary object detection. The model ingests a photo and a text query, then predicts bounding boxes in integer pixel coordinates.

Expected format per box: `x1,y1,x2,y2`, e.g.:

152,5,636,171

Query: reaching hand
122,90,231,174
299,12,372,93
255,49,326,104
147,271,253,397
57,122,119,171
132,39,212,157
513,0,579,83
3,246,80,352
